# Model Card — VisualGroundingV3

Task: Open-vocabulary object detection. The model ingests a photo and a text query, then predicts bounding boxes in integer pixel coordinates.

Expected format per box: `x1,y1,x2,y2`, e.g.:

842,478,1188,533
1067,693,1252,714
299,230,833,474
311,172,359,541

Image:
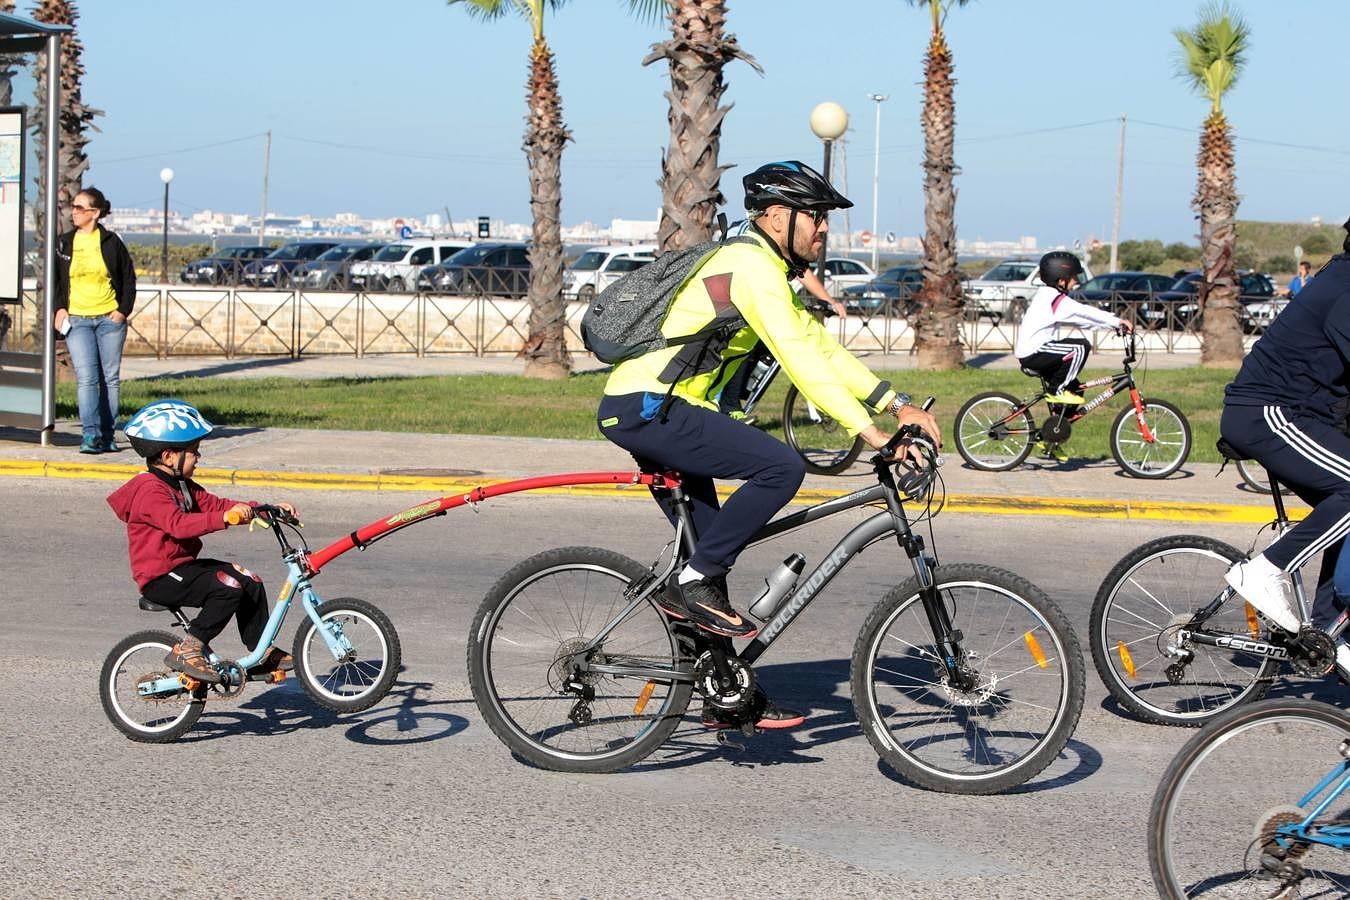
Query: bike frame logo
759,546,852,642
385,500,442,527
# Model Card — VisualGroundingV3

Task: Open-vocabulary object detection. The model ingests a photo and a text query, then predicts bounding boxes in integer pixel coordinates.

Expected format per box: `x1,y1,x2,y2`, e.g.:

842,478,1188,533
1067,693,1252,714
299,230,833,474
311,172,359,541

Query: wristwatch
887,392,912,417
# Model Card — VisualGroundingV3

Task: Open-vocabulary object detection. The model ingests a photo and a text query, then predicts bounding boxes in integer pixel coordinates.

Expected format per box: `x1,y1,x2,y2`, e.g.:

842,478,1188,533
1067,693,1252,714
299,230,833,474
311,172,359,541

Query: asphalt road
0,479,1336,898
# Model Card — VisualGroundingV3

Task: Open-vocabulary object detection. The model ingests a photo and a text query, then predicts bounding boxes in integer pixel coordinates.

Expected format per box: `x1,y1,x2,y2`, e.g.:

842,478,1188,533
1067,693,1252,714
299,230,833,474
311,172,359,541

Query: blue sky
41,0,1350,245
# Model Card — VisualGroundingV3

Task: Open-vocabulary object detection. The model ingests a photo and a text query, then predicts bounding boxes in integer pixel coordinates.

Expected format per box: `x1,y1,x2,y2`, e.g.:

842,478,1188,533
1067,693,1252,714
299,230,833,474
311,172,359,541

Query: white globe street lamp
159,167,175,284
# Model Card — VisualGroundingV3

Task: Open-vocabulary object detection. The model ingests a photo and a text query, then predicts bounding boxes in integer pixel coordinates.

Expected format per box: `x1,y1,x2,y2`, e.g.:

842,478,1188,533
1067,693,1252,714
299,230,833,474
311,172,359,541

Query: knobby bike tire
1090,535,1276,727
99,629,205,743
850,563,1085,794
953,391,1036,472
292,597,402,714
1150,698,1350,899
468,547,694,774
1110,397,1191,479
782,383,866,475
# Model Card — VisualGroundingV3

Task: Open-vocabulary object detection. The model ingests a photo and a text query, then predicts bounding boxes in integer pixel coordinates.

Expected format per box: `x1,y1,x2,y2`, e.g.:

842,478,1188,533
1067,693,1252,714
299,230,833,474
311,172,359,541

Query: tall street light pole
867,93,888,274
159,167,174,284
809,101,849,284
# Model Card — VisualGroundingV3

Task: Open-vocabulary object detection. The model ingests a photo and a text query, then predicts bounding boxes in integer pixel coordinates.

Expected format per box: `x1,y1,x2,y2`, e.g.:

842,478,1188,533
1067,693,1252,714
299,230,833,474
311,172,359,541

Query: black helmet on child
1038,251,1084,288
743,161,853,213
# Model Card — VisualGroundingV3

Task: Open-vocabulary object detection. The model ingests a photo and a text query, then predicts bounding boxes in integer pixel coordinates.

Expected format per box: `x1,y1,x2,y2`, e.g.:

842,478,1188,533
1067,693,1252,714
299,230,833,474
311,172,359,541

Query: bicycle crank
1289,628,1336,679
693,651,755,711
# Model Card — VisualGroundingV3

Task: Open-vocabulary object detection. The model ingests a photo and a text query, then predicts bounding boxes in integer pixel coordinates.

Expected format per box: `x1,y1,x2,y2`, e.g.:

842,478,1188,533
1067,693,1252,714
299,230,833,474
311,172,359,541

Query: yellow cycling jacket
603,228,898,436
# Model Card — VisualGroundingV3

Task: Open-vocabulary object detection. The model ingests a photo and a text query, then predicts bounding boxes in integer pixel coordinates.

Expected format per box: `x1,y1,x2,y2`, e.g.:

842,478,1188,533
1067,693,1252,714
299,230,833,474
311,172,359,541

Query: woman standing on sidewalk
52,187,137,454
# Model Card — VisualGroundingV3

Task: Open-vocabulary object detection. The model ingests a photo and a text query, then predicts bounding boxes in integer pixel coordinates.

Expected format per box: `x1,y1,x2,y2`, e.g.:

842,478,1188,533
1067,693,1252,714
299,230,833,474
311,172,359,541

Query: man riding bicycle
1221,219,1350,668
596,160,940,726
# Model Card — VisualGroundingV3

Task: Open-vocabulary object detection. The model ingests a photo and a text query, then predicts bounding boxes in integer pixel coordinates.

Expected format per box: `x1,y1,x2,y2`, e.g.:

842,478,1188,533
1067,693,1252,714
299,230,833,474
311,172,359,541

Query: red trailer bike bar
305,471,679,574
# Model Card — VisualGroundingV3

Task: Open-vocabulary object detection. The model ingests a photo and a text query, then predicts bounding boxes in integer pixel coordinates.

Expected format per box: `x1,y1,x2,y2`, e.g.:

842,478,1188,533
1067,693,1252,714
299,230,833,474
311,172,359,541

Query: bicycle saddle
138,596,180,612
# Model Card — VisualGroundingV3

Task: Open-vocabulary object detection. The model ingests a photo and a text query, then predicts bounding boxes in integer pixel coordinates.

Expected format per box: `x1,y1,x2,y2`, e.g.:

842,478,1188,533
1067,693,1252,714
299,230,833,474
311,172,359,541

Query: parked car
564,245,657,302
964,256,1093,322
180,245,272,285
417,242,531,296
1142,270,1277,329
592,254,653,294
1077,271,1178,315
819,257,876,297
1241,295,1289,333
239,239,342,288
841,264,923,316
292,241,386,291
349,239,473,292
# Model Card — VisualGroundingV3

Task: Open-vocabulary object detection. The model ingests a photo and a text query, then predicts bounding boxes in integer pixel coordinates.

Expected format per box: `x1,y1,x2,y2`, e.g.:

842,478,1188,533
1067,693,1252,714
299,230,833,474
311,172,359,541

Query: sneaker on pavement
1035,440,1070,463
79,435,102,454
246,646,294,676
703,690,805,730
164,636,223,684
657,575,757,639
1045,390,1085,405
1225,557,1301,634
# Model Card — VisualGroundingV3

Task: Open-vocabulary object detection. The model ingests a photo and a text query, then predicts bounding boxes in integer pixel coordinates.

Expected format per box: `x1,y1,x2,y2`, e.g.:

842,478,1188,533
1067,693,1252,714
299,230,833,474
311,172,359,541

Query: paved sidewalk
1,350,1278,523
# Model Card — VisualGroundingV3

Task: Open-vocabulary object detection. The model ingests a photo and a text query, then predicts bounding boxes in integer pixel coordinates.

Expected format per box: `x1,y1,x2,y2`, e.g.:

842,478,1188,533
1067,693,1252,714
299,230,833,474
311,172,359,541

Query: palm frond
1172,1,1250,110
624,0,670,25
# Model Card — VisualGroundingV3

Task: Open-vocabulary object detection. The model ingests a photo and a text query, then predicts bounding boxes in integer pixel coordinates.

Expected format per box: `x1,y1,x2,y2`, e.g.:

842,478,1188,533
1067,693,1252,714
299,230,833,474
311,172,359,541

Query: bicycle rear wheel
782,383,866,475
953,392,1035,471
1090,535,1276,727
851,563,1085,794
468,547,693,774
99,630,205,743
1111,397,1191,478
1150,699,1350,899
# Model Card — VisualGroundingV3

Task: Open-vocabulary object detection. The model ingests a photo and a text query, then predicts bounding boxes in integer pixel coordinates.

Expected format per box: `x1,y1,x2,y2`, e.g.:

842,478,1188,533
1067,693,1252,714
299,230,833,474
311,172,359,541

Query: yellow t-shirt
68,229,117,316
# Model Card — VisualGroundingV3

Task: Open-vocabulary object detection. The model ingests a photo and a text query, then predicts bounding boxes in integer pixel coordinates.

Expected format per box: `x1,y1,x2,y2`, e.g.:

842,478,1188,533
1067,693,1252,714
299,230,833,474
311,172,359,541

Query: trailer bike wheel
1150,699,1350,899
468,547,694,774
851,564,1085,794
782,383,866,475
953,392,1035,471
99,630,205,743
293,598,401,714
1090,535,1276,727
1111,397,1191,478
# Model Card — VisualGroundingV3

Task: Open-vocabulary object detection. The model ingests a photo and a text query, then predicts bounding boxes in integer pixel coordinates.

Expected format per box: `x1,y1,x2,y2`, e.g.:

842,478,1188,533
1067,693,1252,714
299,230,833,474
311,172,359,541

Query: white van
350,239,474,292
565,245,657,301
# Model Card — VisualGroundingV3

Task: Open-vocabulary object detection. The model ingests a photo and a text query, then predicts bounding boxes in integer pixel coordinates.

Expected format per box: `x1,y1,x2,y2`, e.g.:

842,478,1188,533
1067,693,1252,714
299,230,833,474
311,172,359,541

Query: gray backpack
580,235,754,365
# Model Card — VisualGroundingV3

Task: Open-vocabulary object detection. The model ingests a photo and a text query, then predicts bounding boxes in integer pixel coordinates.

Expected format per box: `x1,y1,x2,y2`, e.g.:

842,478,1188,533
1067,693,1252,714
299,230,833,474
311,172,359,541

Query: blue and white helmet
125,399,214,459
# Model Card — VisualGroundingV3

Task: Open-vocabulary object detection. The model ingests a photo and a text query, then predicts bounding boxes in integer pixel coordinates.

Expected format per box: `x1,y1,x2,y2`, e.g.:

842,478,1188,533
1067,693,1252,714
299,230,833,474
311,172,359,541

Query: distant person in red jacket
106,400,297,683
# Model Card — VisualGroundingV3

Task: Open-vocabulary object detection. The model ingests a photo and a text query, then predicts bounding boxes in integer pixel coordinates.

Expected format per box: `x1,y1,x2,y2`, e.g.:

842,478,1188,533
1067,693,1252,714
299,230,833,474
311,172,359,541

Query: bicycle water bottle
748,553,806,620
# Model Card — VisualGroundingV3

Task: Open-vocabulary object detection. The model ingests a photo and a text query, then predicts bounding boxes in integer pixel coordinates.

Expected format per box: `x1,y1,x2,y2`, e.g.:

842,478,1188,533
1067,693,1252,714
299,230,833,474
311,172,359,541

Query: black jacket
53,225,137,316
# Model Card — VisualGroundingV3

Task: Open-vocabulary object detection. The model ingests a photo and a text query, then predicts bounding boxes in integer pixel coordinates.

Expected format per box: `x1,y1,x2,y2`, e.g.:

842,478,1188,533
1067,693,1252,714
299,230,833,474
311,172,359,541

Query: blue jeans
65,313,127,441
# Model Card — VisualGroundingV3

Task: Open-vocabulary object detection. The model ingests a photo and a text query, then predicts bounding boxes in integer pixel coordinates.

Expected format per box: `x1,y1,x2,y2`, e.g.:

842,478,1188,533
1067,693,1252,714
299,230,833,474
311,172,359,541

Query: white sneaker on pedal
1336,640,1350,675
1225,556,1301,634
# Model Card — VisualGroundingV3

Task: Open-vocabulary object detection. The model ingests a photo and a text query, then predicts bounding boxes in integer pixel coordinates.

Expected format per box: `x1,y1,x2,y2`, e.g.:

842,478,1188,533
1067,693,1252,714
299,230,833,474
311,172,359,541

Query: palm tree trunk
1195,110,1243,366
913,30,964,370
644,0,760,252
519,36,571,379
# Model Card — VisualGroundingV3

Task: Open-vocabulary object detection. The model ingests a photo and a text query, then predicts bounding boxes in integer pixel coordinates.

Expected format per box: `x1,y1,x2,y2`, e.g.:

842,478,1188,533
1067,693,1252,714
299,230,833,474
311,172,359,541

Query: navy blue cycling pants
598,392,806,577
1221,403,1350,625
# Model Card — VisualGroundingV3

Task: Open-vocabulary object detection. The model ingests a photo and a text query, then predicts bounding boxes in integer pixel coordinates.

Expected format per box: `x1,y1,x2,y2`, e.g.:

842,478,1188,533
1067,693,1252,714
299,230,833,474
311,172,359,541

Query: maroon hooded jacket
107,471,248,589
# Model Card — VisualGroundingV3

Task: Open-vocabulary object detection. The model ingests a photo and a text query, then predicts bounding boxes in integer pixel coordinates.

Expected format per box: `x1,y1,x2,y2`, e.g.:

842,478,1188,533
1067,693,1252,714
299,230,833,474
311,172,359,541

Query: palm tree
629,0,761,252
1174,2,1249,366
448,0,571,379
906,0,968,371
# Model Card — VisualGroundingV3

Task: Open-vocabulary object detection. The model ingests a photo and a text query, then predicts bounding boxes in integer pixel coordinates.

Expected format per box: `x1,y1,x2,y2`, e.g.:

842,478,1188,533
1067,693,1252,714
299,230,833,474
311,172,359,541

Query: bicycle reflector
1116,641,1137,679
633,681,657,716
1245,603,1261,639
1024,631,1049,669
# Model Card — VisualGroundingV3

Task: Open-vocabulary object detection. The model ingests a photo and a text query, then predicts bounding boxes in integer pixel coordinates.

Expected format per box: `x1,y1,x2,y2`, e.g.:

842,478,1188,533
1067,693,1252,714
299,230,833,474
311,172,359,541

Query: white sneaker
1225,557,1301,634
1336,640,1350,675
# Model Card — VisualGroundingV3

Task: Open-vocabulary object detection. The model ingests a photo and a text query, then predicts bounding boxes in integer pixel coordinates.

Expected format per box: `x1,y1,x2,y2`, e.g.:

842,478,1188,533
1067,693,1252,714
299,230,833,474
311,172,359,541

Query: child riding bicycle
1014,251,1132,460
106,400,298,685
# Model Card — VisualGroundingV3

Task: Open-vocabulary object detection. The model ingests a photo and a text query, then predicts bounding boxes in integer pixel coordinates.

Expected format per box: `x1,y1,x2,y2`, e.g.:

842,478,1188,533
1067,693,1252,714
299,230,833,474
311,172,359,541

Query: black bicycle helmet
743,161,853,213
1038,251,1085,288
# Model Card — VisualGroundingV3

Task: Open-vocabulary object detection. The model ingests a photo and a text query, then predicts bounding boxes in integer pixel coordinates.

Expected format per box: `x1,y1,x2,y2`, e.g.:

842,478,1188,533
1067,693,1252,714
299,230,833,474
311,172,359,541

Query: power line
97,133,265,165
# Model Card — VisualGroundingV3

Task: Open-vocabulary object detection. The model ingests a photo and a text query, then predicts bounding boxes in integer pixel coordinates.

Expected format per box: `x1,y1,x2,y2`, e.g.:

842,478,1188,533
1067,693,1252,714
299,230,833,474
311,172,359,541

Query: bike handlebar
225,504,301,528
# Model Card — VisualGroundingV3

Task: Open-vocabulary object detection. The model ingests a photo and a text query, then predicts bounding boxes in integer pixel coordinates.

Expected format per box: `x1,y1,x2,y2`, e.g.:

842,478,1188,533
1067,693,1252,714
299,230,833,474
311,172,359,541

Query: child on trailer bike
106,400,299,685
595,160,940,730
1014,251,1133,461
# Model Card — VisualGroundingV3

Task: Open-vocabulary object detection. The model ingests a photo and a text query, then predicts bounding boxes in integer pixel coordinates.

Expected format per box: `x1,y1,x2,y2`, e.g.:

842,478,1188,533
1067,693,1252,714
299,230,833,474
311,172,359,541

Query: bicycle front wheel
782,383,866,475
1111,397,1191,478
851,563,1086,794
1090,535,1276,727
293,598,401,713
954,391,1035,471
1150,699,1350,899
468,547,693,774
99,630,205,743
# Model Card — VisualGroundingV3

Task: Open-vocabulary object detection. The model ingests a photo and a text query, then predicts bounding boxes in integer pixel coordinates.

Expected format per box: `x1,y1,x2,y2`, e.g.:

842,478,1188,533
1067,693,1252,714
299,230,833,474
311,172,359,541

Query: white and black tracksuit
1222,254,1350,622
1014,286,1122,393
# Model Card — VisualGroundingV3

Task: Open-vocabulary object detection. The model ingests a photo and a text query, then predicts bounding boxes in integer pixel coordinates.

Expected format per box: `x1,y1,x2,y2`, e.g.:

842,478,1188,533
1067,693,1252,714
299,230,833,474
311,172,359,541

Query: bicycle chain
135,663,250,703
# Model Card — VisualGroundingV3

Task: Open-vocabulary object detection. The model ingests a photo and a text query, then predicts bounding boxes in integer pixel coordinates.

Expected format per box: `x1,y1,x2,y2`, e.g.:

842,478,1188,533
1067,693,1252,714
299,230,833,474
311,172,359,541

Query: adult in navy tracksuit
1221,233,1350,642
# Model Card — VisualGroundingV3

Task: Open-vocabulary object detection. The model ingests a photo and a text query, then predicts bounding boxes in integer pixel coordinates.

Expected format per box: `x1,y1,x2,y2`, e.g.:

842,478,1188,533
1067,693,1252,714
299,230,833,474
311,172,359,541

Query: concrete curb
3,459,1288,525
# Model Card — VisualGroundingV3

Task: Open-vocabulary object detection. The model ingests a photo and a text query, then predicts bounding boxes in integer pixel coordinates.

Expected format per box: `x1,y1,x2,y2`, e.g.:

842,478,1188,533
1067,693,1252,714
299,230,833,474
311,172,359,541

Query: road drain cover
379,467,482,478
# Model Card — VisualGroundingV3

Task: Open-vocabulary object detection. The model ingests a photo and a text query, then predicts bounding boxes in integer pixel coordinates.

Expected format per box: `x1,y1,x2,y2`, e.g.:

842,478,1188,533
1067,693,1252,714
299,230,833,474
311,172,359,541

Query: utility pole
258,130,271,243
868,93,888,273
1110,114,1126,273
